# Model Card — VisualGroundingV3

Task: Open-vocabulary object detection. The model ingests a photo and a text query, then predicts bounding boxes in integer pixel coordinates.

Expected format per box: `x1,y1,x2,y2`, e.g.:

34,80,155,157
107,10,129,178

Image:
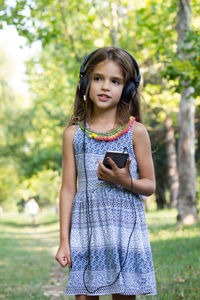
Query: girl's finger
67,256,72,267
106,157,118,170
98,159,112,174
126,158,132,169
62,257,68,267
56,255,67,267
98,159,106,169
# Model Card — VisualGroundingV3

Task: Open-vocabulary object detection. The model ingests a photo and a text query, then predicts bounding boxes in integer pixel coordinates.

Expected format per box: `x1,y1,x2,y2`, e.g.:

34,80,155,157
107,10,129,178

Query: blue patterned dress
66,118,157,296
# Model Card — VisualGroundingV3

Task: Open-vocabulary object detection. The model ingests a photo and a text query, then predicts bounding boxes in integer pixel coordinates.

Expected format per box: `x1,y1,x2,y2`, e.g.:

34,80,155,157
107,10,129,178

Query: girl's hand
55,243,72,268
97,157,132,186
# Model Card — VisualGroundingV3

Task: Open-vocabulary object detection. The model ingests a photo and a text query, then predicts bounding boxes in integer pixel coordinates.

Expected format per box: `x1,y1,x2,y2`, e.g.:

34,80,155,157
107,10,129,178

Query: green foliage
0,46,62,206
0,0,200,209
0,159,19,210
162,30,200,97
0,48,27,206
17,169,61,206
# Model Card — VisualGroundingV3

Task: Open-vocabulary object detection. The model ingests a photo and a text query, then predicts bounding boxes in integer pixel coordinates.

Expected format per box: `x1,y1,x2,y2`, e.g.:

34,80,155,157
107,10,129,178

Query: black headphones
79,48,141,102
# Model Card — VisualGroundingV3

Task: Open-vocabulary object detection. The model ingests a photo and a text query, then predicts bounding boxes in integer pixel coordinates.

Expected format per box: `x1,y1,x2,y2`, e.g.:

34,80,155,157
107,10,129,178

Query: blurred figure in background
25,198,40,224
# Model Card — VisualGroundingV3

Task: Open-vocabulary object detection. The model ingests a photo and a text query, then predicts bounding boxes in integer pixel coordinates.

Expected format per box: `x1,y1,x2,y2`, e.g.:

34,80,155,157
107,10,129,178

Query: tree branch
58,0,82,62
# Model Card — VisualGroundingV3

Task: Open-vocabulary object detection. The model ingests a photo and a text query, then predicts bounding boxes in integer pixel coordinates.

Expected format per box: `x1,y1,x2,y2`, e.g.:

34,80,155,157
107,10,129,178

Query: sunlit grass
0,211,61,300
0,209,199,299
144,209,200,300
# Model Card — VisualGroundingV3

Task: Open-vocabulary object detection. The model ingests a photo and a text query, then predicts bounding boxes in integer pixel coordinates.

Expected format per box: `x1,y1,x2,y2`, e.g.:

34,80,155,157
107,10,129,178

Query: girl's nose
101,80,110,90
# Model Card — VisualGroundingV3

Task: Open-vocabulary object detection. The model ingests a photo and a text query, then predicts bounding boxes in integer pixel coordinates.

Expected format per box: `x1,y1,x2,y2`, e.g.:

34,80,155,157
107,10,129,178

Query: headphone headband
79,50,99,76
79,47,141,101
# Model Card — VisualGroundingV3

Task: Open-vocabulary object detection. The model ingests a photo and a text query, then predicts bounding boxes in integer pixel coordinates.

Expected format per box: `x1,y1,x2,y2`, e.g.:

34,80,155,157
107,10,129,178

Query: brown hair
68,47,142,126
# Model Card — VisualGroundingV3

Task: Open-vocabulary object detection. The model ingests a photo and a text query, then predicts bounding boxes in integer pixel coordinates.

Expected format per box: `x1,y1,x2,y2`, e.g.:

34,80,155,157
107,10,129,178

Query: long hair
68,47,142,126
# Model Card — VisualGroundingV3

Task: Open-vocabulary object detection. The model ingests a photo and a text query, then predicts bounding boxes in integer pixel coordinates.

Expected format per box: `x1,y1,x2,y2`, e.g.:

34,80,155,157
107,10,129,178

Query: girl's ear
79,74,89,99
121,81,136,103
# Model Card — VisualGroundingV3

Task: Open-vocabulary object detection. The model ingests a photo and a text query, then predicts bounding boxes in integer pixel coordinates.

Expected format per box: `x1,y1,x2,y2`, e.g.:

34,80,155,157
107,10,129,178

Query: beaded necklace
79,116,136,141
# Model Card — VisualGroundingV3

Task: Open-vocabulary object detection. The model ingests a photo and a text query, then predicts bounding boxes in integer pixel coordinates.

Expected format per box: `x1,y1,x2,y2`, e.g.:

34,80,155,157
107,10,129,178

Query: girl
56,47,157,299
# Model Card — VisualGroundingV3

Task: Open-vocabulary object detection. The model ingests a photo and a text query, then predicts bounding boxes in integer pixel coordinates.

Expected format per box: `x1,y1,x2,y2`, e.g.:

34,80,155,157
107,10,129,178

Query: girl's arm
55,125,77,267
97,122,156,196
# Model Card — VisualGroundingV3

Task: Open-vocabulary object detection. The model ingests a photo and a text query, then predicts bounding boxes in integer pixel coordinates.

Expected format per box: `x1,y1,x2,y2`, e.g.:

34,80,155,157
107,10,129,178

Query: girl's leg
112,294,136,300
75,296,99,300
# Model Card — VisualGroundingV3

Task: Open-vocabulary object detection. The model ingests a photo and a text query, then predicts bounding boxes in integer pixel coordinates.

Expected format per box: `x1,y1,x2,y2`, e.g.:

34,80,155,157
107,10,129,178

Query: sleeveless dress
66,117,157,296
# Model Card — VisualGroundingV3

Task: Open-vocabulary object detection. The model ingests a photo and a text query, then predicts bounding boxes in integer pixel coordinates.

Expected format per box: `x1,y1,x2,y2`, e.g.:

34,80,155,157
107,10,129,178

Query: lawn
0,209,199,300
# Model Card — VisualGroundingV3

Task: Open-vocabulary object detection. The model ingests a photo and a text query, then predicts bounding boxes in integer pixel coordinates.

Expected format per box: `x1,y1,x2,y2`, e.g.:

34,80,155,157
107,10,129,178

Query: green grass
141,210,200,300
0,211,61,300
0,209,199,300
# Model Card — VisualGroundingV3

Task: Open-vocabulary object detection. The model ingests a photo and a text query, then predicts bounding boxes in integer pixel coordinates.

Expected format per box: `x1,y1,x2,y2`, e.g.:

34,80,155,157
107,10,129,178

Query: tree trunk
155,183,166,210
165,114,179,208
110,2,118,46
176,0,198,224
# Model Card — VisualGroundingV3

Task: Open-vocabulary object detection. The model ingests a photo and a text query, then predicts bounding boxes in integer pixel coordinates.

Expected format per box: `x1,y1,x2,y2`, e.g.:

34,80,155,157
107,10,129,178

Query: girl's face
89,60,124,113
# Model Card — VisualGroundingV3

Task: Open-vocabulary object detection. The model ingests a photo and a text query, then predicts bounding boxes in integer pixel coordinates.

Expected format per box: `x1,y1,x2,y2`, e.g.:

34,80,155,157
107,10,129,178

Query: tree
165,114,179,208
0,46,25,207
176,0,198,224
0,0,199,211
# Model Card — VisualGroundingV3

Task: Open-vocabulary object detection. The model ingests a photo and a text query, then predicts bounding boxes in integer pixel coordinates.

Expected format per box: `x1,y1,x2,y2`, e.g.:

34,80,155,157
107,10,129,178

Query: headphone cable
82,125,137,293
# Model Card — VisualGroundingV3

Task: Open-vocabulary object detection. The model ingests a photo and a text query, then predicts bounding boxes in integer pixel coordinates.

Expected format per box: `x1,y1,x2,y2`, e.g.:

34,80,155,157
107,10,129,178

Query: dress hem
66,288,157,296
66,292,157,296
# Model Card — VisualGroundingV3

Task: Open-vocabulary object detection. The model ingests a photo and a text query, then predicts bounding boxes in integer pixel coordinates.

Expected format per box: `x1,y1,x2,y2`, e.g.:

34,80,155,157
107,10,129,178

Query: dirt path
43,260,68,299
32,220,69,300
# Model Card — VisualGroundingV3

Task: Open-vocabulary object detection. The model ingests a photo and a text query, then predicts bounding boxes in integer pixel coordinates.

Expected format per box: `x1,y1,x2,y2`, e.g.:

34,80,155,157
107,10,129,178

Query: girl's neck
88,110,119,133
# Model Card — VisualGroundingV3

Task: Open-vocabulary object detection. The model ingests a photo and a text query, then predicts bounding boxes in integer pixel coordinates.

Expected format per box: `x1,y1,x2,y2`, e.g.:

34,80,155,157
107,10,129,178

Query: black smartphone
103,151,129,169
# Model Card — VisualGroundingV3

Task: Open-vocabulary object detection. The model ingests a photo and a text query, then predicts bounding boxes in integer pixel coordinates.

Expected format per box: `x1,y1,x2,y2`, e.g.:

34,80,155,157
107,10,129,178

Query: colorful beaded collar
79,116,136,141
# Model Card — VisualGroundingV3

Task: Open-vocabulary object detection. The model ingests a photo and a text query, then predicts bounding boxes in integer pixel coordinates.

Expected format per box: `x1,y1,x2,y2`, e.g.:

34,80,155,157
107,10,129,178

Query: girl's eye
112,80,120,85
93,76,102,81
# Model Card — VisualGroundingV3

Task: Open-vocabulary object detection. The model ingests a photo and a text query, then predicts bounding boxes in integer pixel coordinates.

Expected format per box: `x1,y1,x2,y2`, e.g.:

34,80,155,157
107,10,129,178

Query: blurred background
0,0,200,299
0,0,200,215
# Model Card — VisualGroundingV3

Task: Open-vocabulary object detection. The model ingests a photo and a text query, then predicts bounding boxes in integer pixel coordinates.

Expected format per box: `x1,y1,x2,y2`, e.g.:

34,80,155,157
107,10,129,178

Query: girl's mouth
98,94,111,101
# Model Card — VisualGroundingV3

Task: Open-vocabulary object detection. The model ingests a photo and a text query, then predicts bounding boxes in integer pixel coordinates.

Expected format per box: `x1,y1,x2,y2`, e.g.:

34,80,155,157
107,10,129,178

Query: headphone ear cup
121,81,136,102
79,75,88,98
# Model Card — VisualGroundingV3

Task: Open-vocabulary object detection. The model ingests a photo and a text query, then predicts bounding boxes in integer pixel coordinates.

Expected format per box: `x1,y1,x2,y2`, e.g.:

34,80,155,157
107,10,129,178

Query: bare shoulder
133,121,150,144
63,125,78,142
133,121,148,133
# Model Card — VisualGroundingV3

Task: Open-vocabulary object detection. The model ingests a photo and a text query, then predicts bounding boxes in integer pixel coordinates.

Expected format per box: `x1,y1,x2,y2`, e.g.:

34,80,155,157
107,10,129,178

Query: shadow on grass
0,218,58,228
1,222,200,300
149,223,177,231
1,230,59,237
0,234,58,299
148,223,199,235
146,235,200,300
